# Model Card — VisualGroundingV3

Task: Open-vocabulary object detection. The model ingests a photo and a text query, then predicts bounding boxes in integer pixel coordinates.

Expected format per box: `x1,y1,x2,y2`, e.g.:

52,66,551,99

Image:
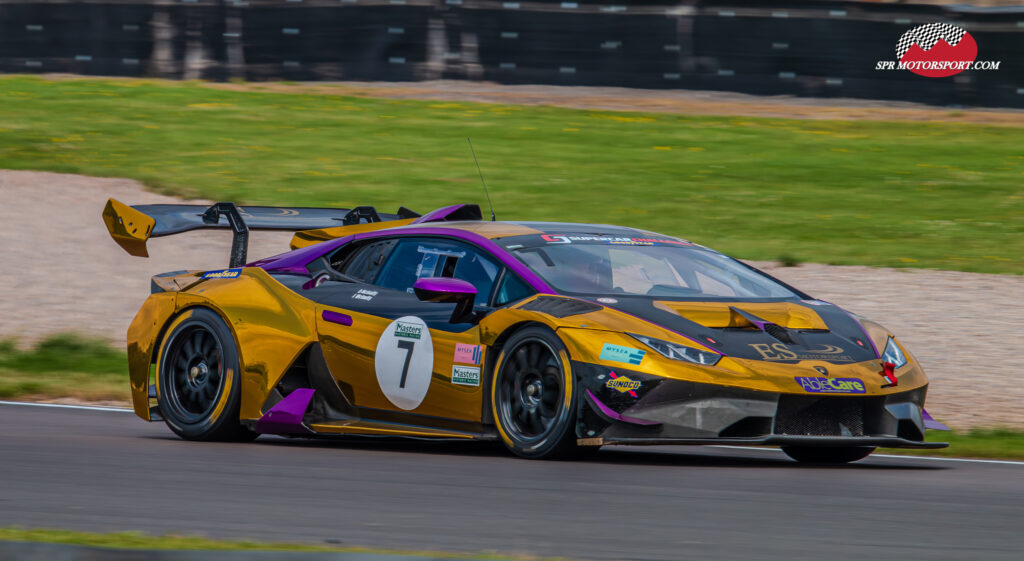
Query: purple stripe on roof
247,234,356,272
585,389,660,426
412,204,468,224
254,388,315,434
247,226,554,293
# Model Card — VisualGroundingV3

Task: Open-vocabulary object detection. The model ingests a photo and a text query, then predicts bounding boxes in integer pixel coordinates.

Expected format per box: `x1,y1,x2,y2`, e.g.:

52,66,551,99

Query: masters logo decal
795,377,865,394
600,343,646,365
202,268,242,279
394,321,422,340
451,365,480,386
605,372,641,398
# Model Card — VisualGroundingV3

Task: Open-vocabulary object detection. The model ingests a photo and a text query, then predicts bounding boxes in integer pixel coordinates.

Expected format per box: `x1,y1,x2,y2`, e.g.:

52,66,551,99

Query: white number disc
374,316,434,410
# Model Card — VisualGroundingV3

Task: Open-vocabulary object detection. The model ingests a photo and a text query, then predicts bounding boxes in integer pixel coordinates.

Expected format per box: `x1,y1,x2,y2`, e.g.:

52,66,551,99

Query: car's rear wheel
781,446,875,464
492,326,578,459
156,308,256,442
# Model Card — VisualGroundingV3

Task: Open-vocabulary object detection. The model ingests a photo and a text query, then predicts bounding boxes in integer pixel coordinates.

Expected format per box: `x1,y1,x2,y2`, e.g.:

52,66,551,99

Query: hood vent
653,301,828,330
729,306,800,344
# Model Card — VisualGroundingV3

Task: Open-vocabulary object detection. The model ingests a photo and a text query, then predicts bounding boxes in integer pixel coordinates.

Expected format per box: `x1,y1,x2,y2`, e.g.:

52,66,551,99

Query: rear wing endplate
102,198,418,267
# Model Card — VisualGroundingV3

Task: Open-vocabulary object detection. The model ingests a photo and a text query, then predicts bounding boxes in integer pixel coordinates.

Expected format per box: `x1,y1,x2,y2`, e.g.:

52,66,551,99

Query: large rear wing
102,198,419,267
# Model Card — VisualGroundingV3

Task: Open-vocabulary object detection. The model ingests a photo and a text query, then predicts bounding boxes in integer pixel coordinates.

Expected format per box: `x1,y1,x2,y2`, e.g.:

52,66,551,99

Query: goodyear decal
451,365,480,386
605,372,641,398
795,377,866,394
202,268,242,280
600,343,646,366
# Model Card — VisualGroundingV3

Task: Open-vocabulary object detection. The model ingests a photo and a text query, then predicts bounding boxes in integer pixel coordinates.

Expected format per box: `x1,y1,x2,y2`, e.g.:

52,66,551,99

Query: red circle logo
896,23,977,78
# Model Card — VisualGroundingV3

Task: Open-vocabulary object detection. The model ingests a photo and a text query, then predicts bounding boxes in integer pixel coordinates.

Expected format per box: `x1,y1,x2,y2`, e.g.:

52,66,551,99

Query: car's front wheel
491,326,578,459
156,307,256,442
781,446,875,464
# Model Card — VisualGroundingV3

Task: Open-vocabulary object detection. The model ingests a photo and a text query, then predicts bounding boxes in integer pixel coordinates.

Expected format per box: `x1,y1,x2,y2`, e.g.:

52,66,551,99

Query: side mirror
413,277,478,324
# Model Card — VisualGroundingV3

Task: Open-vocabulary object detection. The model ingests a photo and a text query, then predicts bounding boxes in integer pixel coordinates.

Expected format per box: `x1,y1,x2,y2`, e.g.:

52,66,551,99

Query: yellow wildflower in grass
653,146,672,150
563,128,579,132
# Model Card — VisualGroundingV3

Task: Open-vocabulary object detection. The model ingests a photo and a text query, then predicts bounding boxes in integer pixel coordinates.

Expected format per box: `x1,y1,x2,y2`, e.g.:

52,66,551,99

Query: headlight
629,333,721,366
881,337,907,369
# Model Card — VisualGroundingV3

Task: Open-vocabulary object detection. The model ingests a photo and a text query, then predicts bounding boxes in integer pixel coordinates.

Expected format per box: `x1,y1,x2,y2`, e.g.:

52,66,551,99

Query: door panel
315,299,486,424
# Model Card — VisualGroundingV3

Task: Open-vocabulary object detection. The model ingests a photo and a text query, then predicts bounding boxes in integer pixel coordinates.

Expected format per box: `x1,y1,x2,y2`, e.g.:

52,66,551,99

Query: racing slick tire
492,326,579,460
782,446,875,464
156,307,257,442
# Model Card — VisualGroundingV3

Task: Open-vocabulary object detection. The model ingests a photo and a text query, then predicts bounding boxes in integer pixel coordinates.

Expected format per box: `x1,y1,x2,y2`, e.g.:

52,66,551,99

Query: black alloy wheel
157,308,256,441
493,326,578,459
165,325,223,422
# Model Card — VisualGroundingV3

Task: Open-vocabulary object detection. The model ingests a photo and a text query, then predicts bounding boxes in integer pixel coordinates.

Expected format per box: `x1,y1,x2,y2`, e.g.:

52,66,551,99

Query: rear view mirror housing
413,277,478,324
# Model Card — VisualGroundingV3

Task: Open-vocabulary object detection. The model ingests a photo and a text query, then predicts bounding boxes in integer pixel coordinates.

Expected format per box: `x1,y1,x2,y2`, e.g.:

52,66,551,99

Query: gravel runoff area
1,170,1021,430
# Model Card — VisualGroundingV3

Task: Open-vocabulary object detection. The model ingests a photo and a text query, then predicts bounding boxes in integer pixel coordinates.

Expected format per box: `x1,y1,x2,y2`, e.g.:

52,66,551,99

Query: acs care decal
795,377,866,394
375,316,433,410
600,343,646,366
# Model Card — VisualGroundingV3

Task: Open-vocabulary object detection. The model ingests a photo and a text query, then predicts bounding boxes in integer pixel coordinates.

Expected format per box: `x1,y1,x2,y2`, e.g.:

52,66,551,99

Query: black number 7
396,340,415,388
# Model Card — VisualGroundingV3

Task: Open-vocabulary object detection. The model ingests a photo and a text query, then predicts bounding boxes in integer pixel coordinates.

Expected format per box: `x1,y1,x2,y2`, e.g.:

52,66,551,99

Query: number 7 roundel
374,316,434,410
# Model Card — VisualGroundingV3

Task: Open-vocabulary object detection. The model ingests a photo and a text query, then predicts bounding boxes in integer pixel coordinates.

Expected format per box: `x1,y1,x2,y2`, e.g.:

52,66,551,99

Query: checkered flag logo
896,23,967,59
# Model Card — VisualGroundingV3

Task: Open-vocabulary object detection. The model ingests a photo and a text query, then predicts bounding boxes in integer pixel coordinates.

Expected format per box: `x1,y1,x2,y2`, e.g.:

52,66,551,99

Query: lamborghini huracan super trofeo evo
102,199,948,463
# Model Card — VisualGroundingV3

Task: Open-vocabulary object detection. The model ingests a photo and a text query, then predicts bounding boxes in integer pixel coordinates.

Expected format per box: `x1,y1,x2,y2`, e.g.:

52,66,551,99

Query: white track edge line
0,400,132,413
710,444,1024,466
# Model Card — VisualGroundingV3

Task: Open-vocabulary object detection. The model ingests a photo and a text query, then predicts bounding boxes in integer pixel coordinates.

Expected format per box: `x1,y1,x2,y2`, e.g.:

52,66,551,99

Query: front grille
774,395,865,436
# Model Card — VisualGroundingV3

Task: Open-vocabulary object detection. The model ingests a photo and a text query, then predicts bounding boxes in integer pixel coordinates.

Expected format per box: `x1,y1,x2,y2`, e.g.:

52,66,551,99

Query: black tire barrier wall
1,0,1021,108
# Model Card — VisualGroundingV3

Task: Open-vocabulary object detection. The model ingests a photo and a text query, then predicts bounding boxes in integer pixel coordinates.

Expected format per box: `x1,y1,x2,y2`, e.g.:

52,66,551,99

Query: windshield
502,236,801,299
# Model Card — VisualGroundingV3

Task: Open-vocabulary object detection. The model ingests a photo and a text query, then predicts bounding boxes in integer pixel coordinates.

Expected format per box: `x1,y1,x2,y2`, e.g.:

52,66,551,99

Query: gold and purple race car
103,199,948,463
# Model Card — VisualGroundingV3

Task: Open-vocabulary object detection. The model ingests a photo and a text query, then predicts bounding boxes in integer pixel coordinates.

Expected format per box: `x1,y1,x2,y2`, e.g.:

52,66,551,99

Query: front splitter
580,434,948,449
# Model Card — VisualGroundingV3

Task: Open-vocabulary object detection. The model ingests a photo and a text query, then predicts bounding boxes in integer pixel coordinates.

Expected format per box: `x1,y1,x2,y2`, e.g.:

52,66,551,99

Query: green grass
0,75,1021,274
0,527,544,559
0,334,128,401
883,428,1024,461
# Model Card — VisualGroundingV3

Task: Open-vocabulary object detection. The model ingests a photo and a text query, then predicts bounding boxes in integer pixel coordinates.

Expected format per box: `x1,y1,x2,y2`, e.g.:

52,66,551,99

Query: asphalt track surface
2,404,1022,561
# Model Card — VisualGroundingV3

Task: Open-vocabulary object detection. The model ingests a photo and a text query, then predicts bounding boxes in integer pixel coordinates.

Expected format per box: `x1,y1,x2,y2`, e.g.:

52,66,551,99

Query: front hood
591,297,878,364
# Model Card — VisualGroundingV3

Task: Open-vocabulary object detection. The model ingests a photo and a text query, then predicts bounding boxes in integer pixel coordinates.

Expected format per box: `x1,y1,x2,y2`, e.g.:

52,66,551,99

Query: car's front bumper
574,362,948,449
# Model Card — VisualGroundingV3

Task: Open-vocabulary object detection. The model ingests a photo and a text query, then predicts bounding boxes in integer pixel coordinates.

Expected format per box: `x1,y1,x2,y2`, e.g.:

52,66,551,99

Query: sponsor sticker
795,377,866,394
749,343,853,362
202,268,242,279
352,288,378,301
596,297,618,304
600,343,646,366
374,316,433,410
452,365,481,386
539,234,691,246
394,321,423,340
453,343,483,365
605,371,641,398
